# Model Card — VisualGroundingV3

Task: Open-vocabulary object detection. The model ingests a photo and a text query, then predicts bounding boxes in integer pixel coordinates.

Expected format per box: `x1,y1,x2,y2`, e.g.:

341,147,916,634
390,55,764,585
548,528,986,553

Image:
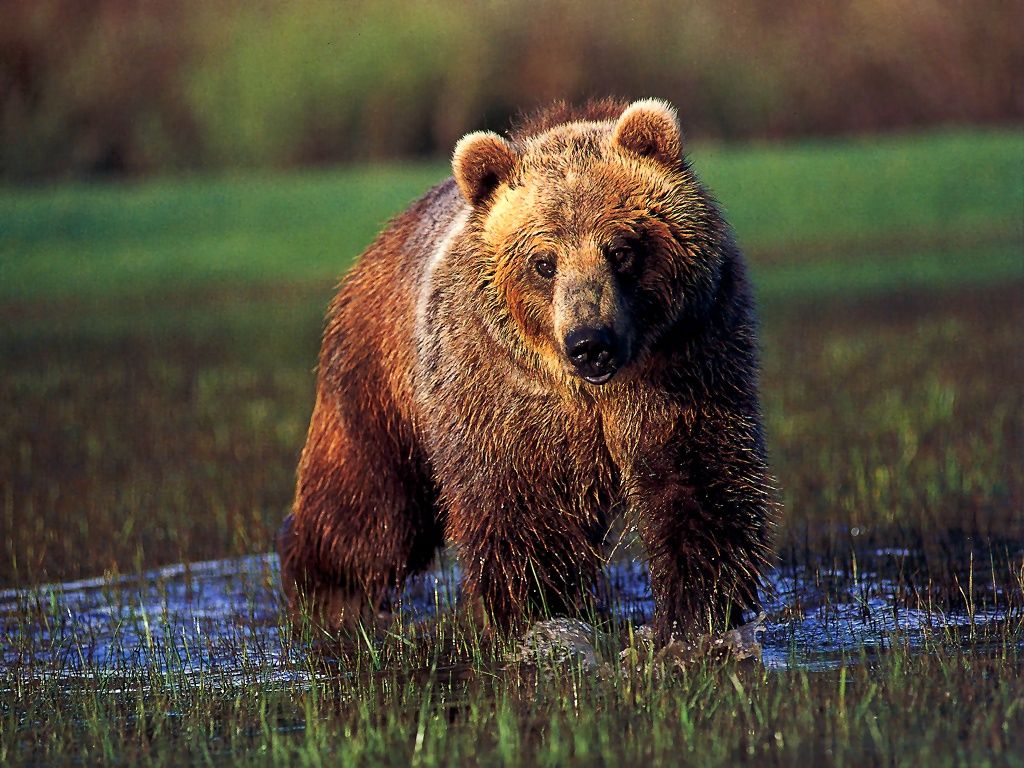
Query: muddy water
0,554,1017,686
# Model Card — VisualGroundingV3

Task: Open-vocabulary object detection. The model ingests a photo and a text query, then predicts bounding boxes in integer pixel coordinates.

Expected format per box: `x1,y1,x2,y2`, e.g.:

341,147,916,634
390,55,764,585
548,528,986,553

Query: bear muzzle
564,327,620,384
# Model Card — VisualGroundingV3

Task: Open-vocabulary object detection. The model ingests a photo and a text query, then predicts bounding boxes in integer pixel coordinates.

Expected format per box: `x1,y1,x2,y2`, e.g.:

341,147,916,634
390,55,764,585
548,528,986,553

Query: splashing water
1,553,1018,688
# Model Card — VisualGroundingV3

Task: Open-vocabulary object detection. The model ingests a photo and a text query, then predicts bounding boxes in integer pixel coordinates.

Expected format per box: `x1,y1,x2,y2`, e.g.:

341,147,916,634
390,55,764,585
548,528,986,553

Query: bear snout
564,326,619,384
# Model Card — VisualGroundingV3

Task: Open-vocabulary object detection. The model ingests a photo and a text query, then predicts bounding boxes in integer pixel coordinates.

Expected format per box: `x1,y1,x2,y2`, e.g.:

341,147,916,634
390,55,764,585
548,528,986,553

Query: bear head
452,98,728,386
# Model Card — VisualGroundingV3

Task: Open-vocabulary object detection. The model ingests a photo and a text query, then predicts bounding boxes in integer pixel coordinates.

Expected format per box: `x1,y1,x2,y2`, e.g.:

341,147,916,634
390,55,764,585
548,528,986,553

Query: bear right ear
613,98,683,167
452,131,518,207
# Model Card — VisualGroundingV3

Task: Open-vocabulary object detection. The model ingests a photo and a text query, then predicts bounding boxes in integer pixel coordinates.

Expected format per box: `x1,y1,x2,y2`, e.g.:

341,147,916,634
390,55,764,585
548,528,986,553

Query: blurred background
2,0,1022,179
0,1,1021,589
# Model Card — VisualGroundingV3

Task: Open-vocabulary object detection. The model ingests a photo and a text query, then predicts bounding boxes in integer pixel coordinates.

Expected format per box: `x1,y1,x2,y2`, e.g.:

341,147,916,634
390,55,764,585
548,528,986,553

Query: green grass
4,644,1021,766
1,129,1020,303
695,129,1023,247
1,128,1022,766
0,164,445,302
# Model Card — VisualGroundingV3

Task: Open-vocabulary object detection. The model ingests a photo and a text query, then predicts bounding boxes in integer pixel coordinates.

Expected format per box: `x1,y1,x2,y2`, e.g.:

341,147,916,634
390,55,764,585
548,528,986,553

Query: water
1,553,1017,687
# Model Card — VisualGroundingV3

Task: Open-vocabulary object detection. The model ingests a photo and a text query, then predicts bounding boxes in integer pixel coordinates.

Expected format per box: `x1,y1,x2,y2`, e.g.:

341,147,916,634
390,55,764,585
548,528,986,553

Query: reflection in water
1,553,1017,686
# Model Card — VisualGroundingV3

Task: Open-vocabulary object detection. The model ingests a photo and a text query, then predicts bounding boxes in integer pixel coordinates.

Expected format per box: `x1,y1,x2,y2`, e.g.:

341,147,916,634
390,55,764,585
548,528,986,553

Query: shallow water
1,553,1017,687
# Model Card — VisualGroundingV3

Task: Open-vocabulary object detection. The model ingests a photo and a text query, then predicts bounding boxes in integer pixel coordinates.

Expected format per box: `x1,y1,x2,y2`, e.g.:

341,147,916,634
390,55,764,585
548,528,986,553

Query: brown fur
508,98,630,142
279,98,777,642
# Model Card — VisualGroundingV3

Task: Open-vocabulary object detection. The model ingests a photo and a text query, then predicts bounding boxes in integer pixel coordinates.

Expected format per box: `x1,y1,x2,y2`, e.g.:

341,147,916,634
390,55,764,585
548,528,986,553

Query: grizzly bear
278,98,776,643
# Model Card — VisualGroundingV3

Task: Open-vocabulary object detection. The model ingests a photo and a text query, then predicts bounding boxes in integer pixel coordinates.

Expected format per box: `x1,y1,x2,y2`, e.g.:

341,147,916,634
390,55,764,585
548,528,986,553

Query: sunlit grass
1,129,1020,302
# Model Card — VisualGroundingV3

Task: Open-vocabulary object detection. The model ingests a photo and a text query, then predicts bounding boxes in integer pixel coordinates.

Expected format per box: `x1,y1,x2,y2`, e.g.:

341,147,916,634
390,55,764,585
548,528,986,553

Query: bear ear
612,98,682,166
452,131,518,207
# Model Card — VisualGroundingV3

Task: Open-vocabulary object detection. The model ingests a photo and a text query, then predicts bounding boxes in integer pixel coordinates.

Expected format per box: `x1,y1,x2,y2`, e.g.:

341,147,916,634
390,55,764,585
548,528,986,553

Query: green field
1,129,1022,765
2,129,1021,304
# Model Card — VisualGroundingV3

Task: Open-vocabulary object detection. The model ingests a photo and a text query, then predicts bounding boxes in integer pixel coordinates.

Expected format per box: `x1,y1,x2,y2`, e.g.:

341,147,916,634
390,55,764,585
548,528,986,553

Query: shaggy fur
279,98,777,642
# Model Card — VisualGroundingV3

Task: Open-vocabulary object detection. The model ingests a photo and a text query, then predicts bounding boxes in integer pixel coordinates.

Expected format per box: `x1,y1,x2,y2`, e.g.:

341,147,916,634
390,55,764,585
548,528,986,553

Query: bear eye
533,255,556,279
605,243,636,273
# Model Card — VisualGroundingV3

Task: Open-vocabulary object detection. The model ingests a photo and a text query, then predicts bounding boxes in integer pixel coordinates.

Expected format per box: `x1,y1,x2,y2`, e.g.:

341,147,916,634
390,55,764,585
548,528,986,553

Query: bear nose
565,327,618,383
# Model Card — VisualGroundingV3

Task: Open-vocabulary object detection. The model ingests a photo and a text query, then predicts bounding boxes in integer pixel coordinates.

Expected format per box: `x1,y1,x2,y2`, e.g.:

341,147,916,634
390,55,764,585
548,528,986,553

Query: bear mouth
580,370,616,385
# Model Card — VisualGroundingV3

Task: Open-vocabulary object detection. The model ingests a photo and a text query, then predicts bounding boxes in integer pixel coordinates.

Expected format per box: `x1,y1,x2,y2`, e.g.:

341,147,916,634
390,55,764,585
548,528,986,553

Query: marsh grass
1,130,1022,764
2,588,1022,766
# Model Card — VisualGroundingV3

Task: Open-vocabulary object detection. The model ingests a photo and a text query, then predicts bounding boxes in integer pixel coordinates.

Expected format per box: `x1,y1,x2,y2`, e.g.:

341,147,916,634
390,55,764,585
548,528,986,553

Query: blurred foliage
1,0,1022,178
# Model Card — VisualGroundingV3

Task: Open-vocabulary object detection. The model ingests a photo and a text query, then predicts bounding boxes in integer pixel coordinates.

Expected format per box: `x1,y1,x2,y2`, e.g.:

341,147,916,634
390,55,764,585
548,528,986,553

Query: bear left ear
612,98,682,166
452,131,519,207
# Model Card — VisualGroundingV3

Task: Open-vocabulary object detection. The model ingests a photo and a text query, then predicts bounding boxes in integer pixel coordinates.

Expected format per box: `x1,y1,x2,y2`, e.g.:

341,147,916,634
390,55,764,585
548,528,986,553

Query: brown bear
278,97,776,643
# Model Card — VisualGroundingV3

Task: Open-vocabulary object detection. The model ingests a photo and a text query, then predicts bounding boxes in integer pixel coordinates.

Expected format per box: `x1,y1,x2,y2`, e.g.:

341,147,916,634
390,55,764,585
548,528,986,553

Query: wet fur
279,99,777,642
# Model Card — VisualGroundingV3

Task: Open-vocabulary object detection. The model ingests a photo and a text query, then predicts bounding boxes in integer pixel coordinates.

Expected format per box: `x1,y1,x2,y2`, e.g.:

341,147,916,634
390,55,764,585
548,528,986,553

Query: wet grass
1,129,1023,764
3,641,1021,765
2,567,1022,766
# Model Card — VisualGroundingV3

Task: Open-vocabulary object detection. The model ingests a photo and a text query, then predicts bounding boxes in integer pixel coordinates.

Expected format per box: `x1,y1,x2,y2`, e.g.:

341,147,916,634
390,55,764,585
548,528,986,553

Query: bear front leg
279,393,444,634
634,407,775,643
446,490,607,633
